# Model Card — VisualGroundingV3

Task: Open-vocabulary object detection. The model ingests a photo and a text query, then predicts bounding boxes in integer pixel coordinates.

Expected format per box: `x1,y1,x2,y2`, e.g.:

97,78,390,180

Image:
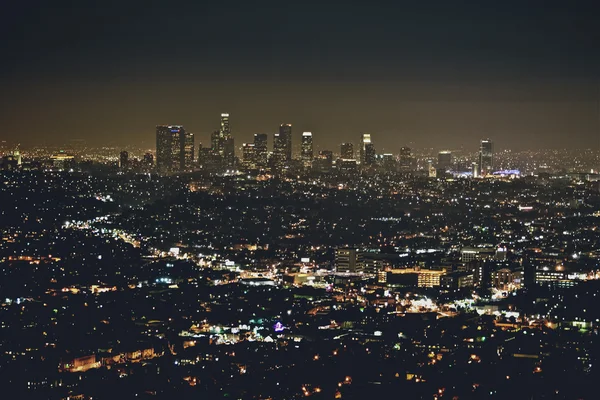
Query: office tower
301,132,313,168
253,133,268,167
220,113,230,137
364,143,376,166
198,144,210,165
211,130,222,155
242,143,256,170
438,151,452,171
338,158,358,174
382,153,396,172
340,142,354,159
223,137,235,168
272,133,286,171
183,132,194,169
314,150,333,173
279,124,292,161
335,248,361,273
197,143,203,163
399,146,414,172
220,113,235,167
359,133,371,164
156,125,185,173
119,151,129,169
479,139,494,175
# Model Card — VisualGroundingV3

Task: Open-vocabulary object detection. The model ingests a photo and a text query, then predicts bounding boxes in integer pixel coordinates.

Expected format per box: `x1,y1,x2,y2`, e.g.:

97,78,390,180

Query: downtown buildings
155,116,498,180
156,125,194,173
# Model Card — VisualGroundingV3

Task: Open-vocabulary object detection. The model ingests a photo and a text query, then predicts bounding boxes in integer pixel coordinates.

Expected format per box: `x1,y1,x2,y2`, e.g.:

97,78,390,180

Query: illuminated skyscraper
359,133,371,164
301,132,313,167
438,150,452,171
253,133,268,167
314,150,333,173
399,146,414,172
381,153,396,172
156,125,186,173
279,124,292,161
340,142,354,159
220,113,230,137
479,139,494,175
220,113,235,167
183,132,194,169
119,151,129,170
272,132,286,171
242,143,256,170
211,130,222,155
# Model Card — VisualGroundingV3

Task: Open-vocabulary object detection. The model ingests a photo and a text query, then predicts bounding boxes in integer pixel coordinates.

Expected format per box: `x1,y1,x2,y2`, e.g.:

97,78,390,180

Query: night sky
1,0,599,151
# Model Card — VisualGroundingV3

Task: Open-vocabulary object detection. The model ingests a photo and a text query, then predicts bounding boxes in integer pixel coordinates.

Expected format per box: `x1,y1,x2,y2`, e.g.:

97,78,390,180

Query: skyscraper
272,132,286,171
301,132,313,168
359,133,371,164
438,151,452,171
242,143,256,170
211,130,222,156
314,150,333,173
220,113,235,168
119,151,129,170
156,125,186,173
340,142,354,159
183,132,194,169
253,133,268,167
279,124,292,161
479,139,494,175
399,146,414,172
381,154,396,172
220,113,230,137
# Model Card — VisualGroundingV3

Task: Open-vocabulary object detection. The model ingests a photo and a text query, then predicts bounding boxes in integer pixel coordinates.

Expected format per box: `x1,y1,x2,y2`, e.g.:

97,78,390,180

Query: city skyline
2,2,600,398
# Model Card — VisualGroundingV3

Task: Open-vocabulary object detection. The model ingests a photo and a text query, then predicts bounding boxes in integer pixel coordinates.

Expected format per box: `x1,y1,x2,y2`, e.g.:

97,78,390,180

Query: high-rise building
223,137,235,168
220,113,235,167
220,113,230,137
242,143,256,170
183,132,194,169
156,125,186,173
314,150,333,173
438,151,452,171
272,132,286,171
335,248,361,273
479,139,494,175
253,133,268,167
211,130,222,155
399,147,414,172
340,142,354,159
381,153,396,172
359,133,371,164
364,143,376,166
279,124,292,162
119,151,129,170
301,132,313,168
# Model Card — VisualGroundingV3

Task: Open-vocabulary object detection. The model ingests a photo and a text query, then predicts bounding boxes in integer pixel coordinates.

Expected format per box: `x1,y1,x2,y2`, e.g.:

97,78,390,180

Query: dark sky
1,0,599,151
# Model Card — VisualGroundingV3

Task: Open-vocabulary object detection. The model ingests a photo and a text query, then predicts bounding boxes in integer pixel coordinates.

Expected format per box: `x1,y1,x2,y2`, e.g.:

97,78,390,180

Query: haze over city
1,1,598,150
